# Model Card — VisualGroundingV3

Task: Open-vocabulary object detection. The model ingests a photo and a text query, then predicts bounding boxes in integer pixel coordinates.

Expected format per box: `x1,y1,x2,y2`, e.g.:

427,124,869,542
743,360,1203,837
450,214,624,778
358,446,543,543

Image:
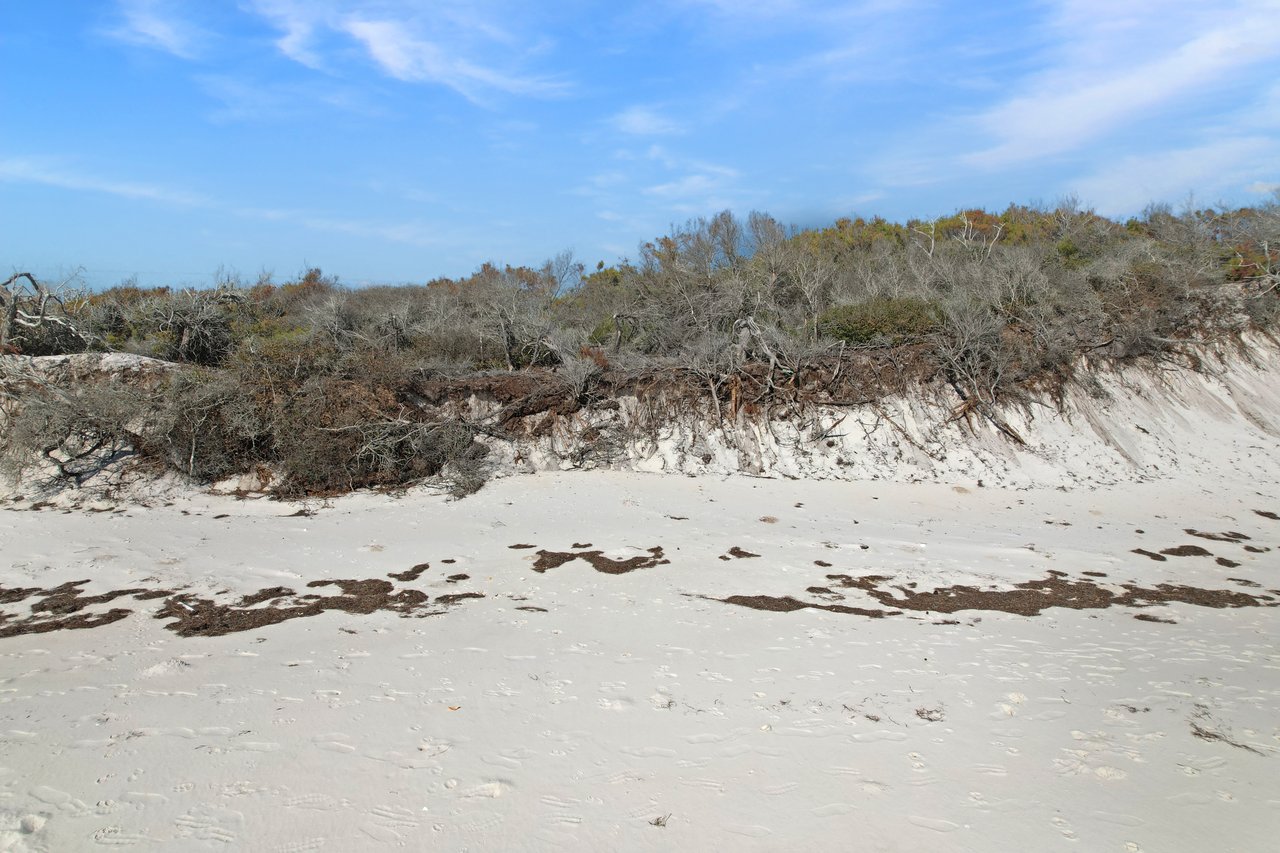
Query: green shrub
817,297,939,345
149,370,266,480
267,379,487,497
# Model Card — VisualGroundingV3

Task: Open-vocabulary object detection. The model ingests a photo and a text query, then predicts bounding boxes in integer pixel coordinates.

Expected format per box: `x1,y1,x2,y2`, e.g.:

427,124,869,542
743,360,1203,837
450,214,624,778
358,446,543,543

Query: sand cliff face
4,338,1279,499
447,336,1280,490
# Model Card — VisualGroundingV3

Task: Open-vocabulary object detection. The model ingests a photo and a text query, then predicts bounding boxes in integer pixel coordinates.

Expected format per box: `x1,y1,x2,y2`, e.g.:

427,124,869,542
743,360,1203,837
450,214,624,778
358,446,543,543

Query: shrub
0,381,155,486
148,370,265,480
262,378,488,497
817,297,939,345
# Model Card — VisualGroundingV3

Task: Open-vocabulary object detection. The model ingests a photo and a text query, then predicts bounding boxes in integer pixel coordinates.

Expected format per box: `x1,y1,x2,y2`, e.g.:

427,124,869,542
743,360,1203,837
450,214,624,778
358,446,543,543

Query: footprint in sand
285,793,347,811
812,803,855,817
416,737,452,757
369,804,419,827
270,839,327,853
908,816,961,833
649,691,676,710
92,825,151,846
173,804,242,845
311,733,356,754
30,785,93,818
1050,815,1077,839
539,794,579,810
761,781,800,796
361,804,421,840
460,781,512,799
597,696,634,712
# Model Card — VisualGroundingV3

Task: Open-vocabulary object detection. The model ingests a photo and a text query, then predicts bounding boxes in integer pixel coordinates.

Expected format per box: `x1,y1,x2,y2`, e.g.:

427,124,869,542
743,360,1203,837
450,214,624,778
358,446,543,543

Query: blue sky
3,1,1279,288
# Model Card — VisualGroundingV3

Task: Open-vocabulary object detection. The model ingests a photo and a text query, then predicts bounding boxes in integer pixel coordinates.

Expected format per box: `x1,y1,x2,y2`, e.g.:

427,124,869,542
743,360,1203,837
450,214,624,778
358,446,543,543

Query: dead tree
1,271,92,354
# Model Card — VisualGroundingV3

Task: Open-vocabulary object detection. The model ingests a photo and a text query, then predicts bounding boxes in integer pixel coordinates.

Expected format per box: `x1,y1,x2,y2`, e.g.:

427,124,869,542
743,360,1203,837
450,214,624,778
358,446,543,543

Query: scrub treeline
3,199,1277,495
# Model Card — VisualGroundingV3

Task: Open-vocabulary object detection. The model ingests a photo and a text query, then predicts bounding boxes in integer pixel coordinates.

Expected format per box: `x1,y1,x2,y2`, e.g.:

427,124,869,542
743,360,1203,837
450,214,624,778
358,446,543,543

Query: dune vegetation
2,199,1277,496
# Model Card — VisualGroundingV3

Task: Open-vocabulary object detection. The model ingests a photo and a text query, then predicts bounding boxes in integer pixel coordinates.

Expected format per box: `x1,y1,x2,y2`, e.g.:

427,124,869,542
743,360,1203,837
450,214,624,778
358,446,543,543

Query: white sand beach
1,463,1278,851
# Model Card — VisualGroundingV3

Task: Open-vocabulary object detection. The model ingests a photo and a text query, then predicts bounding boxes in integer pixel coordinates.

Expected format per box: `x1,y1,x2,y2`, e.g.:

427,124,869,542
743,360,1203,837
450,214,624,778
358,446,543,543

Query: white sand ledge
462,336,1280,490
2,467,1279,851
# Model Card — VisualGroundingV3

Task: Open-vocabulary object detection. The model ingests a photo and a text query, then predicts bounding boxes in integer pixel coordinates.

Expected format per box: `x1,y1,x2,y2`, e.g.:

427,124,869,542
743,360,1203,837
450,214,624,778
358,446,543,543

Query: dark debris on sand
532,546,669,575
713,568,1277,620
388,563,430,582
1,568,488,639
0,581,169,638
1160,545,1214,557
158,578,486,637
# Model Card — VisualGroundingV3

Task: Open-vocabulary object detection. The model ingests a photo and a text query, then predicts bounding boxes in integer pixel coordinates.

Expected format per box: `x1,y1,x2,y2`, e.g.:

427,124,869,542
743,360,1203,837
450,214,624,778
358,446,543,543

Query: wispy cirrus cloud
245,0,326,68
611,106,684,136
635,146,743,213
0,154,458,251
644,173,728,200
964,0,1280,167
342,18,567,101
106,0,207,59
238,1,569,103
104,1,570,105
0,156,207,206
1072,136,1280,214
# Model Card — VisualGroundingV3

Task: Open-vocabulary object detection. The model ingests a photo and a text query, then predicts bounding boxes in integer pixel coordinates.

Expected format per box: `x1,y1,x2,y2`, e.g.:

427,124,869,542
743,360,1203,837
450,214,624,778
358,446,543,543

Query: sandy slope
1,468,1278,852
462,336,1280,491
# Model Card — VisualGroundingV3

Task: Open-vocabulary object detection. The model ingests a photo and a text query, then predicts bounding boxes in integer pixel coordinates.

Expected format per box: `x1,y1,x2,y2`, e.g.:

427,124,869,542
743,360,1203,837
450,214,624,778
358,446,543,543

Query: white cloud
642,161,742,214
1071,136,1280,214
0,157,206,206
612,106,683,136
107,0,205,58
236,2,568,103
964,1,1280,167
645,174,721,198
0,155,453,249
342,17,567,101
245,0,326,68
